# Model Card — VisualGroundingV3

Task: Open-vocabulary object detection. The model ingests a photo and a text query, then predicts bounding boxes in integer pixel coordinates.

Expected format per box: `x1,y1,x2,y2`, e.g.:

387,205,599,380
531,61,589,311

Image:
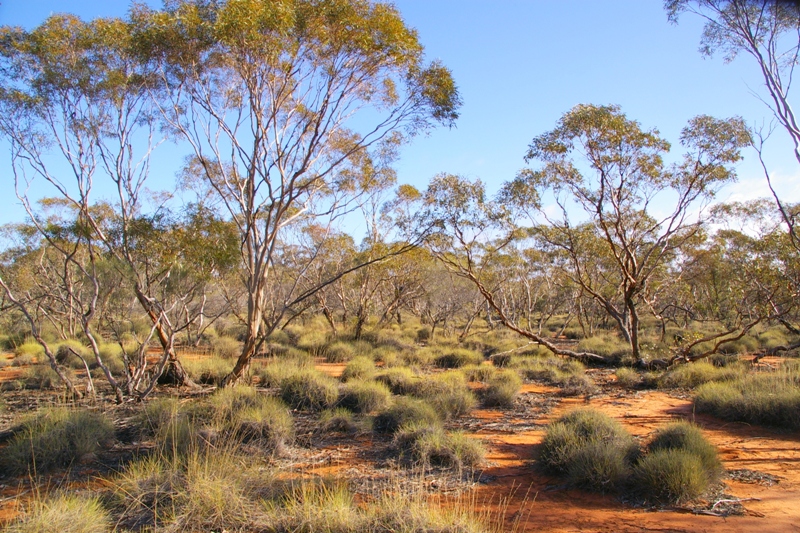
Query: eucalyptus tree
135,0,460,384
0,14,223,395
418,173,612,363
667,0,800,251
501,105,750,365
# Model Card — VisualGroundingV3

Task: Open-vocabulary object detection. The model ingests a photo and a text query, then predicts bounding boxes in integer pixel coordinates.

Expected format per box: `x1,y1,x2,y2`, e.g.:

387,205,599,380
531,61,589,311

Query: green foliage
576,335,631,360
461,364,496,382
614,367,641,389
407,371,477,419
21,364,68,389
658,360,744,389
183,355,231,386
318,408,359,434
373,396,441,434
566,440,632,492
482,369,522,407
513,355,597,395
393,423,484,471
434,348,484,369
211,335,241,359
338,380,392,414
6,493,111,533
374,366,418,395
341,355,376,382
325,341,356,363
632,449,708,504
648,422,721,479
14,340,44,361
208,386,294,452
137,397,206,456
280,369,339,411
253,357,313,388
539,409,638,480
2,408,114,475
694,371,800,429
55,340,90,369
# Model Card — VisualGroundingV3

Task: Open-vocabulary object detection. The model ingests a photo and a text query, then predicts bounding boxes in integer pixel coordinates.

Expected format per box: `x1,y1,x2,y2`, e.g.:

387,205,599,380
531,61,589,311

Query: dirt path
473,388,800,533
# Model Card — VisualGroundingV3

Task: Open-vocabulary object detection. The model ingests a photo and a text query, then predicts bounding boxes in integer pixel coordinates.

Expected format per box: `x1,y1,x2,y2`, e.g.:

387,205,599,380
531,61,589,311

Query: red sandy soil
473,386,800,533
2,356,799,532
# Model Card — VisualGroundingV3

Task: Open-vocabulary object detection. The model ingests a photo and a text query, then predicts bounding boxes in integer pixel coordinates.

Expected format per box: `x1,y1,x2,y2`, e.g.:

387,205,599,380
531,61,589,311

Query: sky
1,0,798,227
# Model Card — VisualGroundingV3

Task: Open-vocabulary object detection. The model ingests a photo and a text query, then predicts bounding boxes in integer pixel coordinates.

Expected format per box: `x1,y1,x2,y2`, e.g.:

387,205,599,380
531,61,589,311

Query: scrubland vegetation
1,0,800,530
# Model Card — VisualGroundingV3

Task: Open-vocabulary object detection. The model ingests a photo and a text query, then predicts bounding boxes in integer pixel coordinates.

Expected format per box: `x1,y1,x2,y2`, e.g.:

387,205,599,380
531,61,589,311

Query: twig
711,497,761,510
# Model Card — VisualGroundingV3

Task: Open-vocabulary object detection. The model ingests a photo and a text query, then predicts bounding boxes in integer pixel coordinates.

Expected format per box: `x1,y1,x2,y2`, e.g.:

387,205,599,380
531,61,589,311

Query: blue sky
1,0,798,226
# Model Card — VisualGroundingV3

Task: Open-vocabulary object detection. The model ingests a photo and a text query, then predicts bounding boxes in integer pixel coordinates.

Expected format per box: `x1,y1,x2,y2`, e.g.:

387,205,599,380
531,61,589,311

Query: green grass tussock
393,423,485,471
433,348,484,369
658,360,744,389
482,369,522,407
539,409,638,491
407,371,477,419
280,369,339,411
6,493,111,533
647,421,721,479
338,380,392,414
2,408,114,476
341,355,376,382
373,396,441,434
632,449,708,504
694,371,800,429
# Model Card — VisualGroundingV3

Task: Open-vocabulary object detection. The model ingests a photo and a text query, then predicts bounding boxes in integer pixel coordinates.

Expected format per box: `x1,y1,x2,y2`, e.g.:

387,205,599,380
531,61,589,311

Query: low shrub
514,356,597,395
253,357,312,388
341,355,375,382
482,369,522,407
694,373,800,429
318,408,359,434
208,386,294,452
434,348,484,369
2,408,114,475
567,440,632,492
338,380,392,414
632,449,707,504
324,341,356,363
55,340,90,369
614,367,641,388
408,371,477,419
373,397,441,434
21,365,67,390
658,360,743,389
14,340,44,361
279,369,338,411
394,423,484,471
539,409,638,478
6,493,111,533
211,335,241,359
374,367,418,395
648,421,721,480
461,364,496,382
182,356,231,386
137,397,206,456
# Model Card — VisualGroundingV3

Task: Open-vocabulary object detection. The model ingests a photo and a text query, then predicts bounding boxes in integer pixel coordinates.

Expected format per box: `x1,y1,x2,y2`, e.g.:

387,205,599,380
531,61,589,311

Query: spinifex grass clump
374,367,418,395
513,356,596,396
407,371,477,419
393,422,485,471
633,422,721,504
208,385,294,452
279,368,339,411
481,369,522,407
182,355,231,386
433,348,484,369
6,493,111,533
694,365,800,429
340,355,376,381
337,379,392,414
2,408,114,475
658,360,744,389
373,396,441,434
539,409,638,491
